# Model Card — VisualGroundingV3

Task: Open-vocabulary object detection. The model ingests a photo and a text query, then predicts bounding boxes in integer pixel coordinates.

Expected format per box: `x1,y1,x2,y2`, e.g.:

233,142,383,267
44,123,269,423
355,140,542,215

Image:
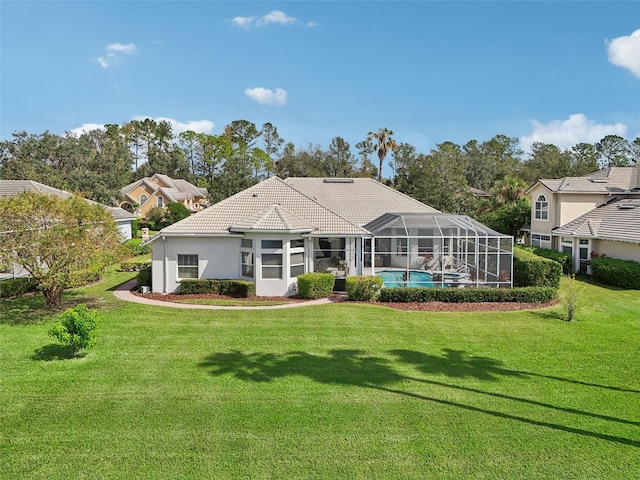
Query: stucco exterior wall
592,239,640,263
529,184,555,240
558,194,605,227
151,236,240,293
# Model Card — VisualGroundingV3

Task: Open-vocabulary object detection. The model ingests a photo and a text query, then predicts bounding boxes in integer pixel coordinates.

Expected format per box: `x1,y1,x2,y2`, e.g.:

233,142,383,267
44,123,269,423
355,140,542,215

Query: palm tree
367,128,398,182
491,175,528,204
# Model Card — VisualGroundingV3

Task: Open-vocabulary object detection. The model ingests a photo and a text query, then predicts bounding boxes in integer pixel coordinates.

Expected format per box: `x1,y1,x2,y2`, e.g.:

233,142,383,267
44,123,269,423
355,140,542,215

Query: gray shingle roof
284,177,439,226
553,197,640,243
537,167,640,195
0,180,137,221
157,177,370,237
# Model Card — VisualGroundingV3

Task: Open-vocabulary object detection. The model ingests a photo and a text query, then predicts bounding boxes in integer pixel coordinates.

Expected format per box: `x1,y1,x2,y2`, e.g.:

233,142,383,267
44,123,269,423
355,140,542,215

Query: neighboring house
0,180,137,241
119,173,209,217
526,166,640,272
146,177,513,296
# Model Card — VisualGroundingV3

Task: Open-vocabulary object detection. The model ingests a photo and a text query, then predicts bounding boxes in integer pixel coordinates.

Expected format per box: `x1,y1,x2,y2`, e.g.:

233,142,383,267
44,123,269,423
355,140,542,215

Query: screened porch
363,213,513,288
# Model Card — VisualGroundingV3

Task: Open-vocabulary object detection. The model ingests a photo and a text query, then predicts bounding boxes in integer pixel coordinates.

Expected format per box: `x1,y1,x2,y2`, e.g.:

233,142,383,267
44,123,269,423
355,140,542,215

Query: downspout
163,236,168,294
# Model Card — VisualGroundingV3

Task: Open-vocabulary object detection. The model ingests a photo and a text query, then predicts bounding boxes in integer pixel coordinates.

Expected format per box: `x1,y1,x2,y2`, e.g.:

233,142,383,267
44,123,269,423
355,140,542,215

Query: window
262,254,283,279
531,233,551,248
157,197,164,208
262,240,282,249
140,194,148,204
241,251,254,278
290,252,305,277
535,195,548,220
177,254,198,279
241,239,253,248
291,239,305,248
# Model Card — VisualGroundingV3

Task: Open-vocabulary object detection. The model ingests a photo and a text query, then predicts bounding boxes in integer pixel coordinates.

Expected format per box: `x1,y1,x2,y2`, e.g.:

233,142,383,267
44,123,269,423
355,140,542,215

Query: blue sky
2,1,640,166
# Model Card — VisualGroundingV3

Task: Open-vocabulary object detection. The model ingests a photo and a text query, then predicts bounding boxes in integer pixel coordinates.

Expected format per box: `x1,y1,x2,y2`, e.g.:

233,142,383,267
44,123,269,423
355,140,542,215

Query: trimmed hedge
297,273,335,299
521,246,572,274
0,277,38,298
179,279,256,297
513,247,561,288
136,267,152,289
346,275,384,301
123,238,152,256
590,256,640,289
67,269,103,288
379,286,557,304
120,260,152,272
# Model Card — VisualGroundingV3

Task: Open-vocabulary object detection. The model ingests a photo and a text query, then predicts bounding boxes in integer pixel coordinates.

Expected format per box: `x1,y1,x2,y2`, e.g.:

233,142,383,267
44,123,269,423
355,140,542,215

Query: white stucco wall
151,236,240,293
117,220,133,241
558,194,604,227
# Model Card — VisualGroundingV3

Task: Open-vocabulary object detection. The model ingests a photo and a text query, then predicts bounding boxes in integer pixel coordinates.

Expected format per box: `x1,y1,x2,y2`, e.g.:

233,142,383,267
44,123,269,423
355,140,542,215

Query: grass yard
1,271,639,479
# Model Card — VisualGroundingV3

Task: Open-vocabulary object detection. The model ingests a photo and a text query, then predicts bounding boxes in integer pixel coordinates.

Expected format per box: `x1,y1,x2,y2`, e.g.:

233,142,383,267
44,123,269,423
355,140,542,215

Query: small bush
513,247,561,288
178,279,256,297
521,246,573,274
590,256,640,289
297,273,335,299
0,277,37,298
120,260,151,272
379,286,557,304
136,267,152,289
346,275,384,301
48,304,99,357
123,238,152,256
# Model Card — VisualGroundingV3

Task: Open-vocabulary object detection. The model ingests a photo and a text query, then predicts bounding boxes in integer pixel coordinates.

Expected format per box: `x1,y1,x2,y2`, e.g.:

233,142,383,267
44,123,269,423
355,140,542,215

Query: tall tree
325,137,356,177
570,143,600,176
367,128,398,182
260,122,285,175
0,192,123,308
355,137,377,178
521,142,572,184
596,135,632,167
462,139,497,191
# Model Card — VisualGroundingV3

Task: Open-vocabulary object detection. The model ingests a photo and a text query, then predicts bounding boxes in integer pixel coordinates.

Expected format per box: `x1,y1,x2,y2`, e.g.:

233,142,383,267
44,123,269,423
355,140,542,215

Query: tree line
1,118,639,230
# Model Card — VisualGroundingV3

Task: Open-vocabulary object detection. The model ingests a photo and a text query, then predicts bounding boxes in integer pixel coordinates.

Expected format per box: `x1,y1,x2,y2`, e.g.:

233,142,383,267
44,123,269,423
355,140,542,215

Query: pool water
377,269,436,288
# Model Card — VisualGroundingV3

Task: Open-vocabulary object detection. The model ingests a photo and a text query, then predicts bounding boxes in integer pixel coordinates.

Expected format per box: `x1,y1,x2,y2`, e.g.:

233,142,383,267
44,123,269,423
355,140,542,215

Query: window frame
534,194,548,221
177,254,199,280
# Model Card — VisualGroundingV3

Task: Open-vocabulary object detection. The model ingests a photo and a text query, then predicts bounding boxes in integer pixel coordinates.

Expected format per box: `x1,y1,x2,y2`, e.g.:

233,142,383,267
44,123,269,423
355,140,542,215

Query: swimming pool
377,269,436,288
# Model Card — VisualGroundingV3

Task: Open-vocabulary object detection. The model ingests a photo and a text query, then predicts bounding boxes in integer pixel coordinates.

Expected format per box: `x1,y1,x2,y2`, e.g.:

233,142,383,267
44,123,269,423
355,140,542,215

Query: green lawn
1,272,639,479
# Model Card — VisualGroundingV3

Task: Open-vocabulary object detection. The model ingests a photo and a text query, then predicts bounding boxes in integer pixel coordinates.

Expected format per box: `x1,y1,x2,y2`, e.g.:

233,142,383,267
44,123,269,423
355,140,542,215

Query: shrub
590,256,640,289
346,275,384,301
0,277,38,298
136,267,152,289
123,238,152,256
378,286,556,304
67,268,103,288
513,247,561,288
48,304,99,357
297,273,335,299
560,275,585,321
521,246,572,274
120,260,152,272
178,279,256,297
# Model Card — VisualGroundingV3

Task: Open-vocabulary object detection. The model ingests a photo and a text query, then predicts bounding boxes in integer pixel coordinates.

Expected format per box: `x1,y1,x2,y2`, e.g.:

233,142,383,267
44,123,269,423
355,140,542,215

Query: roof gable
230,204,316,233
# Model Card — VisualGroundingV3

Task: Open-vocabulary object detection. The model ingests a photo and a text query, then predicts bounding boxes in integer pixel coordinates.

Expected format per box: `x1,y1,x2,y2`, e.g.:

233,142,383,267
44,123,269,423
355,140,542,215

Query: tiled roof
0,180,136,222
230,204,316,233
537,167,640,195
121,175,208,201
158,177,369,237
553,197,640,243
284,177,439,226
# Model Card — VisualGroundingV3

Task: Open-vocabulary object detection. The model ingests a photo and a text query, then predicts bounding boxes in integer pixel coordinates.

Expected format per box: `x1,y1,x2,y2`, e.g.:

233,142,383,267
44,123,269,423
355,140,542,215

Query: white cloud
68,123,106,137
228,10,315,29
244,87,288,106
520,114,627,152
106,43,138,55
607,29,640,78
132,116,215,134
97,42,138,68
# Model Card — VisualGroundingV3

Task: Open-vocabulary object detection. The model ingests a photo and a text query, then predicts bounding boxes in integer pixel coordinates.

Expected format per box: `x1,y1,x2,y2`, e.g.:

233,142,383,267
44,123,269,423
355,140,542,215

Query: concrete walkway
113,279,336,310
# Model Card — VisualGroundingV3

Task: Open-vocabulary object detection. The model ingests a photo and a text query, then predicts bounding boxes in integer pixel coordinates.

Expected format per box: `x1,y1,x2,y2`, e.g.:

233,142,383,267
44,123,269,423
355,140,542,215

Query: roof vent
590,178,607,183
323,178,354,184
618,204,636,210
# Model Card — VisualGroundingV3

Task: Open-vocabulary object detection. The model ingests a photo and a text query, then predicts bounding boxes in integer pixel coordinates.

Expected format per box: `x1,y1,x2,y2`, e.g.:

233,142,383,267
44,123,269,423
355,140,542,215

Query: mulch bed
133,291,554,312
